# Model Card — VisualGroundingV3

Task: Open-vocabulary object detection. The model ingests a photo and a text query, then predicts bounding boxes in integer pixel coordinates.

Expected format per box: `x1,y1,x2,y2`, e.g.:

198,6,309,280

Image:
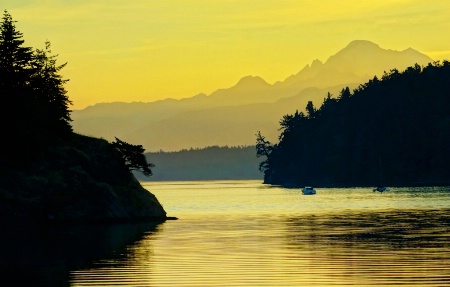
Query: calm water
2,181,450,286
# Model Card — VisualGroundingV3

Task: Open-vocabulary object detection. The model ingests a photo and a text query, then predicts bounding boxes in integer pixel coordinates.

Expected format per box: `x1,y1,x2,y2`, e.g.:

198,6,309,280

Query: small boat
302,186,316,195
373,186,390,192
373,157,389,192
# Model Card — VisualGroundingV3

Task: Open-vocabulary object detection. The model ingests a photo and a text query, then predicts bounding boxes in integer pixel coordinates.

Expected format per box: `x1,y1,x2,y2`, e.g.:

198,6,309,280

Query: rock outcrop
0,134,167,223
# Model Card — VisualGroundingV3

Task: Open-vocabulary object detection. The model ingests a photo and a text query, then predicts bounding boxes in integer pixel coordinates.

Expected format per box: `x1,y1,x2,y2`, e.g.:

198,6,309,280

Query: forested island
0,11,166,223
257,62,450,187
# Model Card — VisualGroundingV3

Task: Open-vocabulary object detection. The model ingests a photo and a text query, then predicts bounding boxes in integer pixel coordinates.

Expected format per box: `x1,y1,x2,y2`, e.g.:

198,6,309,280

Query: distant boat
302,186,316,195
373,157,389,192
373,186,390,192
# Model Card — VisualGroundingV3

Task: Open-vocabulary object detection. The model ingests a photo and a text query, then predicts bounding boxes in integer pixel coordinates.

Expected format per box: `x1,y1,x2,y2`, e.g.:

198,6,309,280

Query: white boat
302,186,316,195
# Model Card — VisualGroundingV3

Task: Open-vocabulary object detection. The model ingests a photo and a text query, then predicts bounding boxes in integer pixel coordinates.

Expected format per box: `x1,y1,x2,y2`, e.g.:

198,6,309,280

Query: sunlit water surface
44,181,450,285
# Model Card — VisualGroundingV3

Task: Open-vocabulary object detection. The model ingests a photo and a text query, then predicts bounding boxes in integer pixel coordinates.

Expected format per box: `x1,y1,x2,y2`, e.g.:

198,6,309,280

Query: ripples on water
3,181,450,286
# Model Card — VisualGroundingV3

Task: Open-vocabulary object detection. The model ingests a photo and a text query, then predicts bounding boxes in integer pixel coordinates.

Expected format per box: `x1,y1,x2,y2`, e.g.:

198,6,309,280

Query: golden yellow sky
4,0,450,109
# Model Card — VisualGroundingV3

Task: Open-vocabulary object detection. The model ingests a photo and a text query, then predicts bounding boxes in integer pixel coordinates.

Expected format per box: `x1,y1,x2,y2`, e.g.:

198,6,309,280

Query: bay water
2,180,449,286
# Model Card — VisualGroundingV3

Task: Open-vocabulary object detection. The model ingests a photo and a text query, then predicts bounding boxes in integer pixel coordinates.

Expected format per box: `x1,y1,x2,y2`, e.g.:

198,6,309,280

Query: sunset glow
4,0,450,109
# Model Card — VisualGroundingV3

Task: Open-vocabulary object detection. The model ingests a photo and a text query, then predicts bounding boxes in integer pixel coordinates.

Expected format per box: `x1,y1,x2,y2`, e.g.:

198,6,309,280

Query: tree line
136,145,261,181
257,61,450,187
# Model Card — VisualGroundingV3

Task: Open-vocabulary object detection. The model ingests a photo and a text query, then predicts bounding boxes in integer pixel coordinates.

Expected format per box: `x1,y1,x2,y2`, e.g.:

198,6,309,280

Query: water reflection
0,222,161,286
284,209,450,286
286,209,450,248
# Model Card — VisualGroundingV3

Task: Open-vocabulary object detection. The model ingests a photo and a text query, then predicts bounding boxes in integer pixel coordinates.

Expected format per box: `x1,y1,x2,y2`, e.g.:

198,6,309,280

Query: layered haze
72,40,433,151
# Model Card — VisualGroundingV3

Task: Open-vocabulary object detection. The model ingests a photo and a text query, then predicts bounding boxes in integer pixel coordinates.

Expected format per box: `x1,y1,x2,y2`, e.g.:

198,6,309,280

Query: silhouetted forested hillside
136,146,262,181
0,11,166,223
257,62,450,187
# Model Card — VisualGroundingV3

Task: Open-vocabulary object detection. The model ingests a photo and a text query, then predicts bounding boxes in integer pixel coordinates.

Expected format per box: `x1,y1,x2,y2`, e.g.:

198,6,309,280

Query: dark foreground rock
0,134,167,224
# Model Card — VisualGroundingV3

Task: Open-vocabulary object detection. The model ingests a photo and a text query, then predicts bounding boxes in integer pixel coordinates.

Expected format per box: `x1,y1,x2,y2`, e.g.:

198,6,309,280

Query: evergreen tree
0,10,33,90
338,87,351,101
255,131,273,173
111,137,155,177
30,41,72,135
305,101,316,118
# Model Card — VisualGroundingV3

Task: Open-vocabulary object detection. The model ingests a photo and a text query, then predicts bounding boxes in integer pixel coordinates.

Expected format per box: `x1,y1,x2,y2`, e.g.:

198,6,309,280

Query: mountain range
71,40,433,151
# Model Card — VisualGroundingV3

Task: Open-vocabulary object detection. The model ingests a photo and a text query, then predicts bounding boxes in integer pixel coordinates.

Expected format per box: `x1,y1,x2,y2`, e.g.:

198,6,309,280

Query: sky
3,0,450,110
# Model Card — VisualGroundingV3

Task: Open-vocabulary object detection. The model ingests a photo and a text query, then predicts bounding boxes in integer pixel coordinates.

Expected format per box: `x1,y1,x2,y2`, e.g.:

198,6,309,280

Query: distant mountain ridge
72,40,433,151
279,40,431,89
